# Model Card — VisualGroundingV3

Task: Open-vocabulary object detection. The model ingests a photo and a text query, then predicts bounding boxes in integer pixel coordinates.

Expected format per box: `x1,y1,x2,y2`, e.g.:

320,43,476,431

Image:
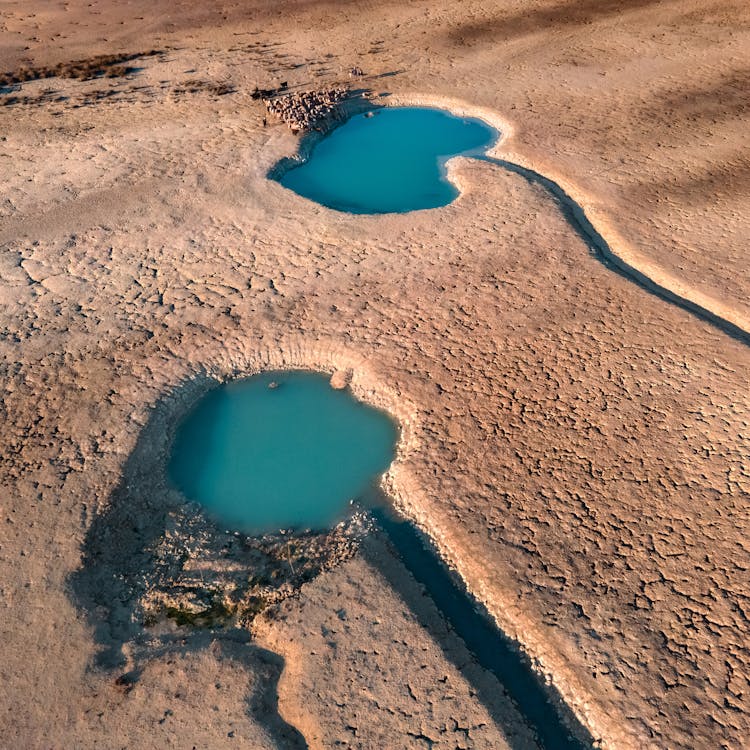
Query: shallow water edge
271,105,498,214
167,370,398,534
163,365,595,749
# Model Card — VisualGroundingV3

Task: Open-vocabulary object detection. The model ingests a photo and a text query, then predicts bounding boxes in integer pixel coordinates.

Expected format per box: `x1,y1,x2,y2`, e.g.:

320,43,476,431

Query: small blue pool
276,106,497,213
168,371,398,534
167,369,589,749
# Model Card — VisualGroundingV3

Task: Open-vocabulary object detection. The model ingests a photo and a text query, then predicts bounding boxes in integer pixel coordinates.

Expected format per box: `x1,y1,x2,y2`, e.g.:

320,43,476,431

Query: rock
261,86,352,133
330,370,352,390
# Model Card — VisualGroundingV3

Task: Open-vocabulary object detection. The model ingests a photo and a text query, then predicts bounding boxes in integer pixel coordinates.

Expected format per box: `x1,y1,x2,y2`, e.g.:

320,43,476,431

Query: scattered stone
138,505,372,631
263,86,351,133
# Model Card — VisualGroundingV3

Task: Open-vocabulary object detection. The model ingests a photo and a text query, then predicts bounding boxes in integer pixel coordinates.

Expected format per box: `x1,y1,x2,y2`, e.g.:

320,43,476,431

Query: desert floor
1,1,749,748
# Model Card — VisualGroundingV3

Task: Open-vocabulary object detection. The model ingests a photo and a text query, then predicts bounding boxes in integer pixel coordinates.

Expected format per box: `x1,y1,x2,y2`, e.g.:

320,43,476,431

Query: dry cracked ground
1,2,749,749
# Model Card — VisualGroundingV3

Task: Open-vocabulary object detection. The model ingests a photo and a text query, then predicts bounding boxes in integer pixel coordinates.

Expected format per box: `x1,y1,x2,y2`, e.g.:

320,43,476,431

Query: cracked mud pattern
1,2,749,749
257,536,539,750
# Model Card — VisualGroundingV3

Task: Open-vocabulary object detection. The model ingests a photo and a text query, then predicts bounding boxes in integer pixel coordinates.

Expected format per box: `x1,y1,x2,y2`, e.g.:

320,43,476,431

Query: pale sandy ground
258,535,539,750
1,2,749,749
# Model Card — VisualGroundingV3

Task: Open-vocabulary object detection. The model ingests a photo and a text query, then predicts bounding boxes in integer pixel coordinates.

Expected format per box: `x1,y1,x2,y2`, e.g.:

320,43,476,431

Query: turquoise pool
277,106,497,213
168,369,589,748
168,371,398,534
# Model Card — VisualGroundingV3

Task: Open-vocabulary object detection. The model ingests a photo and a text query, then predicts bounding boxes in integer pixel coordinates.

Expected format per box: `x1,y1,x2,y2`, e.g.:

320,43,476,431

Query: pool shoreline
270,92,750,344
153,360,599,748
270,104,498,214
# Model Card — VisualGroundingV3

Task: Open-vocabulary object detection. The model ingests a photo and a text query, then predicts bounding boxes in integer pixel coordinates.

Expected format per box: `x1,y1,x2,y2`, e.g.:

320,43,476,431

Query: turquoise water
168,371,398,534
167,369,589,748
277,106,497,213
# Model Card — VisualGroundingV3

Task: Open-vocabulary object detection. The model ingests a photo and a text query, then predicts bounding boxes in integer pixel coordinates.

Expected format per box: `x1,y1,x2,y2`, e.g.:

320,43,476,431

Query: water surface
168,370,589,748
168,371,397,533
277,106,497,213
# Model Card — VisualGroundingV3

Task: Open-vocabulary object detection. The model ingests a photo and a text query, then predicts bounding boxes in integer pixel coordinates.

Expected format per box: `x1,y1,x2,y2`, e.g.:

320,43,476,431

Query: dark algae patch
165,598,238,628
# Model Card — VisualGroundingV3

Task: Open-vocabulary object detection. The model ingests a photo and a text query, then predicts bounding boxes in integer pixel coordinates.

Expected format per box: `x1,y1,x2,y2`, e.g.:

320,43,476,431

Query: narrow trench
478,155,750,347
371,507,594,750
